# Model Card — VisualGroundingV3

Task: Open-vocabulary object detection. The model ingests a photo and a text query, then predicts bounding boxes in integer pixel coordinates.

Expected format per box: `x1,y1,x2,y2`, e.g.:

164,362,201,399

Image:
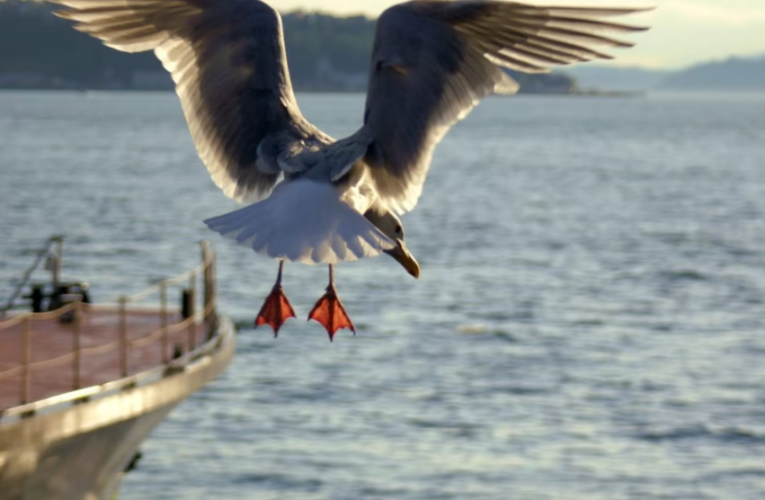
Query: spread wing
362,1,651,214
52,0,319,203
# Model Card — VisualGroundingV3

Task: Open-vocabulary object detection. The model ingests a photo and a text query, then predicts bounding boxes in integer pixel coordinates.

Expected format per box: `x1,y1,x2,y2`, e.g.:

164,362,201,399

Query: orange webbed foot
308,285,356,342
256,285,296,338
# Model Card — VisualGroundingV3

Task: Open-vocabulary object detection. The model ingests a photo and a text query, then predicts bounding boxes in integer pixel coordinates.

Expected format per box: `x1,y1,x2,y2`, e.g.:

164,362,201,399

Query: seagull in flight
52,0,649,340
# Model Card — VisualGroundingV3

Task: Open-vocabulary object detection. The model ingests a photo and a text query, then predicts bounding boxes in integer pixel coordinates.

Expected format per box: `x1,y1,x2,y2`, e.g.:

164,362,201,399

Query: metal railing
0,241,218,410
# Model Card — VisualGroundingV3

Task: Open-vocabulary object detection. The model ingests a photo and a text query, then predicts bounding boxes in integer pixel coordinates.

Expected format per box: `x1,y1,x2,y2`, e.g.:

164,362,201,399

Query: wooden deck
0,308,209,412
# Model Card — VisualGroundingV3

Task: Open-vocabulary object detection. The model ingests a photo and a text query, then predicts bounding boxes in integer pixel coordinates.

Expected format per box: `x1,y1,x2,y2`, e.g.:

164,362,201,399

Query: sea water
1,91,765,500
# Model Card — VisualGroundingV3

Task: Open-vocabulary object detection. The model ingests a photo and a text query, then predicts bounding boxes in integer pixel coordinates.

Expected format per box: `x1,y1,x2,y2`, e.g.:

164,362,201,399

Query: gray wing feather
53,0,317,203
363,1,650,214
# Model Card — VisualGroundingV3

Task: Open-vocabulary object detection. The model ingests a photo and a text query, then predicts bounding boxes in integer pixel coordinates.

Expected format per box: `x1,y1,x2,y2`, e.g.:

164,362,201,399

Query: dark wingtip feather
52,9,75,20
537,5,657,17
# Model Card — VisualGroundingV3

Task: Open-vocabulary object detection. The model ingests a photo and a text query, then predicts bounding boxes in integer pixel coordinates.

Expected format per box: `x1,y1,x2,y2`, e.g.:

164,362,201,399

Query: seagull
51,0,649,340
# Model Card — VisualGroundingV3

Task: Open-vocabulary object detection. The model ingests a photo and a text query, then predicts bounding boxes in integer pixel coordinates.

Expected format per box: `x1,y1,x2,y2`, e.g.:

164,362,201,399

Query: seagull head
364,205,420,279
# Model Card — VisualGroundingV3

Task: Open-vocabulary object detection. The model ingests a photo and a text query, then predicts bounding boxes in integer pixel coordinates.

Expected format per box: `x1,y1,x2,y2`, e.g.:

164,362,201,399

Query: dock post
119,296,128,378
160,282,168,365
21,317,32,405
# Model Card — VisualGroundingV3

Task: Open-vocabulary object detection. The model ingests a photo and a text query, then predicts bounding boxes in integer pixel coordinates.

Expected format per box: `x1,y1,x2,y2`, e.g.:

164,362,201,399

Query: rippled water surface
2,91,765,500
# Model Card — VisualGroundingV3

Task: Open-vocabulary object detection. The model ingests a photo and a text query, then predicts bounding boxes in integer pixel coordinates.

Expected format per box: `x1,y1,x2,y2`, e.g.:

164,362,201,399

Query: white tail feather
204,180,395,264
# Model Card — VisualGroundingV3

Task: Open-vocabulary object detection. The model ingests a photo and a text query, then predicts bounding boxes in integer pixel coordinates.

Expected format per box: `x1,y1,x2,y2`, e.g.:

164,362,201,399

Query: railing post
160,282,168,364
201,242,209,326
201,243,217,339
51,236,63,293
201,242,211,337
188,271,196,352
73,301,82,390
208,250,216,338
21,317,32,405
119,296,128,378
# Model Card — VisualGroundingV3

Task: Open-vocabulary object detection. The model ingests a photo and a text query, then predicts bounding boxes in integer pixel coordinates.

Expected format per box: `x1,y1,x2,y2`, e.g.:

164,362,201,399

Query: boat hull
0,318,235,500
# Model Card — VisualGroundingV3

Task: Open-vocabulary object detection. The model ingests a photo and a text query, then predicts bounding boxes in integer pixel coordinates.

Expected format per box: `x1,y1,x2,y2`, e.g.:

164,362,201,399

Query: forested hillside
0,0,576,93
659,55,765,91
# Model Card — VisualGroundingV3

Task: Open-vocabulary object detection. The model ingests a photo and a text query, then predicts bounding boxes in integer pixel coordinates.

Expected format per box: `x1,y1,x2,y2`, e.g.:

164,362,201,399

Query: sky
268,0,765,69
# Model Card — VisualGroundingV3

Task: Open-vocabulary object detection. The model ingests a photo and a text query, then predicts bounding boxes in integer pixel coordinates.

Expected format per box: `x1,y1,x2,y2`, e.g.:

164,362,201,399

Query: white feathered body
205,160,396,265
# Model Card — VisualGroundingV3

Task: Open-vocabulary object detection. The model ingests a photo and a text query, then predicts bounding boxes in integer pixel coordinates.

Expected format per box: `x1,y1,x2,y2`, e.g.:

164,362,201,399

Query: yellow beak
385,239,420,279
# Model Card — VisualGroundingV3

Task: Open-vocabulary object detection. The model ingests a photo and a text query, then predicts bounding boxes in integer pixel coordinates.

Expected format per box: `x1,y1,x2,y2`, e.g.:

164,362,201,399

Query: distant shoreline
0,87,645,97
3,88,763,99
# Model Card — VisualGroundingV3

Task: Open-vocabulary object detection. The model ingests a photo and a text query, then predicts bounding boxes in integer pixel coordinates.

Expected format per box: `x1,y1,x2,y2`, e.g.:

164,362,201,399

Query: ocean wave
704,467,765,480
635,424,765,443
234,472,323,490
455,325,517,342
657,269,710,282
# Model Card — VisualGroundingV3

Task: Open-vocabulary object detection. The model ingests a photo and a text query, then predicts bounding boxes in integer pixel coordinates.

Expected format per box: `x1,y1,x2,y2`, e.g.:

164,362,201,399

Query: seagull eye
395,224,402,234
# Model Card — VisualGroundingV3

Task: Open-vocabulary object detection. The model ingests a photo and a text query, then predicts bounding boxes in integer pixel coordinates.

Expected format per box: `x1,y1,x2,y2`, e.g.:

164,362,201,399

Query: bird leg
256,260,296,337
308,265,356,341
